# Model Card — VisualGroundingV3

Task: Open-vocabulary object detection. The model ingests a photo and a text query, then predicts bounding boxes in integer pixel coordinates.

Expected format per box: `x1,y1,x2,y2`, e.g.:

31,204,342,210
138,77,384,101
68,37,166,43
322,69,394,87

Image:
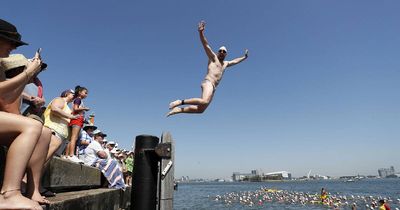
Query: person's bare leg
0,112,43,210
26,127,51,204
167,82,213,116
37,134,62,200
169,99,183,110
167,105,204,116
169,81,214,109
67,126,80,157
42,134,63,179
46,135,63,162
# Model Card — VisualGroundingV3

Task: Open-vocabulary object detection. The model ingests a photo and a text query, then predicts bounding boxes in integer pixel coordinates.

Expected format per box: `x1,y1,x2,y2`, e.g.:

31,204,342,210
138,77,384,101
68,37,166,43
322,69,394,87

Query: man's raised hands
198,21,205,32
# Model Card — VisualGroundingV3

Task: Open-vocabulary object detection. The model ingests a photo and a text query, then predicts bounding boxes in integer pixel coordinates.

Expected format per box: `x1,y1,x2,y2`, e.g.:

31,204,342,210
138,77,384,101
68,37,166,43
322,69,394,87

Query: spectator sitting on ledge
104,140,116,159
82,130,125,189
77,124,97,159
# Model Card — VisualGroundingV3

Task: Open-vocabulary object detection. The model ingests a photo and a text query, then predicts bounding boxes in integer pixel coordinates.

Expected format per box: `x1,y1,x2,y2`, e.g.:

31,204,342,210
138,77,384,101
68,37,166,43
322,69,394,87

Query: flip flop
40,188,56,197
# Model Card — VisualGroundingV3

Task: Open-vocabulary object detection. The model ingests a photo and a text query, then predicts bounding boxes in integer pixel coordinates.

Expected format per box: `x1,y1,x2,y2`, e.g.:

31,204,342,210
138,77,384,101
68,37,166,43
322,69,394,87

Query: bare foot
166,107,181,117
30,191,50,205
169,100,182,110
0,190,42,210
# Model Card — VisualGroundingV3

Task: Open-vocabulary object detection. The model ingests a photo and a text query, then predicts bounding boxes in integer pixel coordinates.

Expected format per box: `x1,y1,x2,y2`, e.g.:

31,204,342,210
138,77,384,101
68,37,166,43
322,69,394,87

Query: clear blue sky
3,1,400,179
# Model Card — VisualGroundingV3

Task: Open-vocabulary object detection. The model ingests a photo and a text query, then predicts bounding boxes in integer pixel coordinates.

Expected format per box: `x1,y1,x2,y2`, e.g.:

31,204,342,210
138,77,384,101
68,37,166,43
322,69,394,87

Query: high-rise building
378,166,395,178
251,170,260,176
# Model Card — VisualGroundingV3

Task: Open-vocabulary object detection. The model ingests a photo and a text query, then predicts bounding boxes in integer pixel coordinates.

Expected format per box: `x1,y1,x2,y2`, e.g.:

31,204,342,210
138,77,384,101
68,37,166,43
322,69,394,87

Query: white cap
93,129,107,137
106,141,116,145
219,46,227,53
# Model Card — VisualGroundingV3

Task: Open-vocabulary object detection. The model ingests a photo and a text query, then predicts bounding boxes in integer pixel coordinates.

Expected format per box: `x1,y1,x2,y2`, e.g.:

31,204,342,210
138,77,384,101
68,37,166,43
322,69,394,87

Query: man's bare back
167,21,248,117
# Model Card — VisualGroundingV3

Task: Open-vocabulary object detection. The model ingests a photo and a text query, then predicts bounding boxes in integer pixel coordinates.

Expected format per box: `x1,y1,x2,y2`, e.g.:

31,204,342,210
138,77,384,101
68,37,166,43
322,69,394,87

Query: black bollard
132,135,160,210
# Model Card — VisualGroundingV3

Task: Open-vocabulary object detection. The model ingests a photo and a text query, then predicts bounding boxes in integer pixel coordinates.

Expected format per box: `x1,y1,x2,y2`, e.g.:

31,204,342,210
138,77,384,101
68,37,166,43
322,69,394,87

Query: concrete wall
42,157,102,192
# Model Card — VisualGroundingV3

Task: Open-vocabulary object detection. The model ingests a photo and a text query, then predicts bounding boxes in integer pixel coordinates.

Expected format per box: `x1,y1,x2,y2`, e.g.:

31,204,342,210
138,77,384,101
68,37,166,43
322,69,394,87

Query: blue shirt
77,130,93,155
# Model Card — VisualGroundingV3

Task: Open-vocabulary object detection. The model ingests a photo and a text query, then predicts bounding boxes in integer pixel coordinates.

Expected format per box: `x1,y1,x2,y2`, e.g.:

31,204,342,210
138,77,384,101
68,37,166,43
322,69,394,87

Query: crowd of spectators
0,19,133,210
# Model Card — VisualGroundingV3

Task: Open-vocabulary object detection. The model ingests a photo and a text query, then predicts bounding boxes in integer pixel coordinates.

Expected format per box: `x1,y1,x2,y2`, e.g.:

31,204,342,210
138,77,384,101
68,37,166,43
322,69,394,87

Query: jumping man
167,21,249,117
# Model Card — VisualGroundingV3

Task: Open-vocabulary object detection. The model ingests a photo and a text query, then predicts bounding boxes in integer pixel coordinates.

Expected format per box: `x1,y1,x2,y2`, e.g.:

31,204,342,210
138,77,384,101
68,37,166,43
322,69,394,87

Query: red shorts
69,115,84,128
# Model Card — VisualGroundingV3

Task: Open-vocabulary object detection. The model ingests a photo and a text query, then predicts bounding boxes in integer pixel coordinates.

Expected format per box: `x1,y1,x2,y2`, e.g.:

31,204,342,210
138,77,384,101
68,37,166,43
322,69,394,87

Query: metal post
132,135,160,210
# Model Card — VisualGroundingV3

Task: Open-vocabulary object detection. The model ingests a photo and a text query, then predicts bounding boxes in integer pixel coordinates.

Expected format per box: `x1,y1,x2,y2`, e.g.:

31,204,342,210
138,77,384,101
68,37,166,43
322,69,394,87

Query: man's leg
169,81,215,109
169,105,207,115
167,82,214,116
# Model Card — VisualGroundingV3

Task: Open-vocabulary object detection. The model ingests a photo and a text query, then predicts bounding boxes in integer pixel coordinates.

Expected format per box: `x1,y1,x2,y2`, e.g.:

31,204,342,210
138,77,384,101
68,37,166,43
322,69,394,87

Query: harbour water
174,179,400,209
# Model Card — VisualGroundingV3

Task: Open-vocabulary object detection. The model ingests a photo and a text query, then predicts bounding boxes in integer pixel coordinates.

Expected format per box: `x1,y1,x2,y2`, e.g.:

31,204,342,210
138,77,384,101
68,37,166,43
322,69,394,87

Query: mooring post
157,132,175,210
132,135,160,210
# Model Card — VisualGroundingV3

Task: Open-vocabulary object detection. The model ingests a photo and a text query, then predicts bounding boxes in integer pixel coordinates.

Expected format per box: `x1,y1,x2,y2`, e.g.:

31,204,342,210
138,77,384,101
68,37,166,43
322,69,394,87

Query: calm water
174,179,400,210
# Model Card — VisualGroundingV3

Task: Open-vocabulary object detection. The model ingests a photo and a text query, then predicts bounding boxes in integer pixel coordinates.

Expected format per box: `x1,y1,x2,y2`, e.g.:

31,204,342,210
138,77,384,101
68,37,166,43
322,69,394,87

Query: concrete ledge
119,187,132,209
43,157,102,192
45,188,127,210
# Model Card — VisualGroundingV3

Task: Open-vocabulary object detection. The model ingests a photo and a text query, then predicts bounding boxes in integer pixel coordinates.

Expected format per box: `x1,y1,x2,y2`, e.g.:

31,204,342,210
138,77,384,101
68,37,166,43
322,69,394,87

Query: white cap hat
106,141,116,145
93,129,107,137
219,46,227,53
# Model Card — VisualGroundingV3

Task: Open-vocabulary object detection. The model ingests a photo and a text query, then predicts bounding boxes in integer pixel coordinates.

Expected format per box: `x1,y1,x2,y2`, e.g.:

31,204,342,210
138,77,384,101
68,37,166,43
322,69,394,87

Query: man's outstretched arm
198,21,216,61
227,49,249,67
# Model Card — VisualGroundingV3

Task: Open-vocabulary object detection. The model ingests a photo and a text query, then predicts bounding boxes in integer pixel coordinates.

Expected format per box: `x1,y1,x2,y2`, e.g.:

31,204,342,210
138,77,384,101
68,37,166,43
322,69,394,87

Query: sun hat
0,19,28,46
0,54,28,72
0,54,48,73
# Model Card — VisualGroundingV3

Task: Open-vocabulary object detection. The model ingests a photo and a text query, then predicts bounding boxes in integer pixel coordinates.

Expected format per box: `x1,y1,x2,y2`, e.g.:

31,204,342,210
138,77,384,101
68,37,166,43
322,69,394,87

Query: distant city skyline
3,1,400,179
180,166,398,180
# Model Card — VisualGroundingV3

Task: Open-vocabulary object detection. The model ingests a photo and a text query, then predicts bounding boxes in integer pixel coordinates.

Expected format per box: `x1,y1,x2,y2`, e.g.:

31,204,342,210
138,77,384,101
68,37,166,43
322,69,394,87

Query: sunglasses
218,50,227,54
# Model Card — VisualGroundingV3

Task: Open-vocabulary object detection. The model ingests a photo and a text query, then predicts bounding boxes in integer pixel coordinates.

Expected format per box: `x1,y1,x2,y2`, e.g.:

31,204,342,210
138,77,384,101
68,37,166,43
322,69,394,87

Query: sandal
40,188,56,197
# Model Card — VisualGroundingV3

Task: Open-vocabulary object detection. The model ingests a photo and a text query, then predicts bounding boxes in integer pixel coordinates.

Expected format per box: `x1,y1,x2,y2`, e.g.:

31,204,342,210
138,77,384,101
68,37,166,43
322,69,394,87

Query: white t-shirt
105,149,111,160
83,140,104,166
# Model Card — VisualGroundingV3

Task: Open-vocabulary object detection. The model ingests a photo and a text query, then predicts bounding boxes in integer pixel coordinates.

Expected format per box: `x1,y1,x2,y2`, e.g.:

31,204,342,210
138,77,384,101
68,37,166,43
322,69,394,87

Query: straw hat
0,54,28,72
0,54,47,73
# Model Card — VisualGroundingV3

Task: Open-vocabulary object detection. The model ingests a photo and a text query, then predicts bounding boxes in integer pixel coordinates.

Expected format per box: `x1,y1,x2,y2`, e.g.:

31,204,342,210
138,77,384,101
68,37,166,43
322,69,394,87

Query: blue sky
3,1,400,179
